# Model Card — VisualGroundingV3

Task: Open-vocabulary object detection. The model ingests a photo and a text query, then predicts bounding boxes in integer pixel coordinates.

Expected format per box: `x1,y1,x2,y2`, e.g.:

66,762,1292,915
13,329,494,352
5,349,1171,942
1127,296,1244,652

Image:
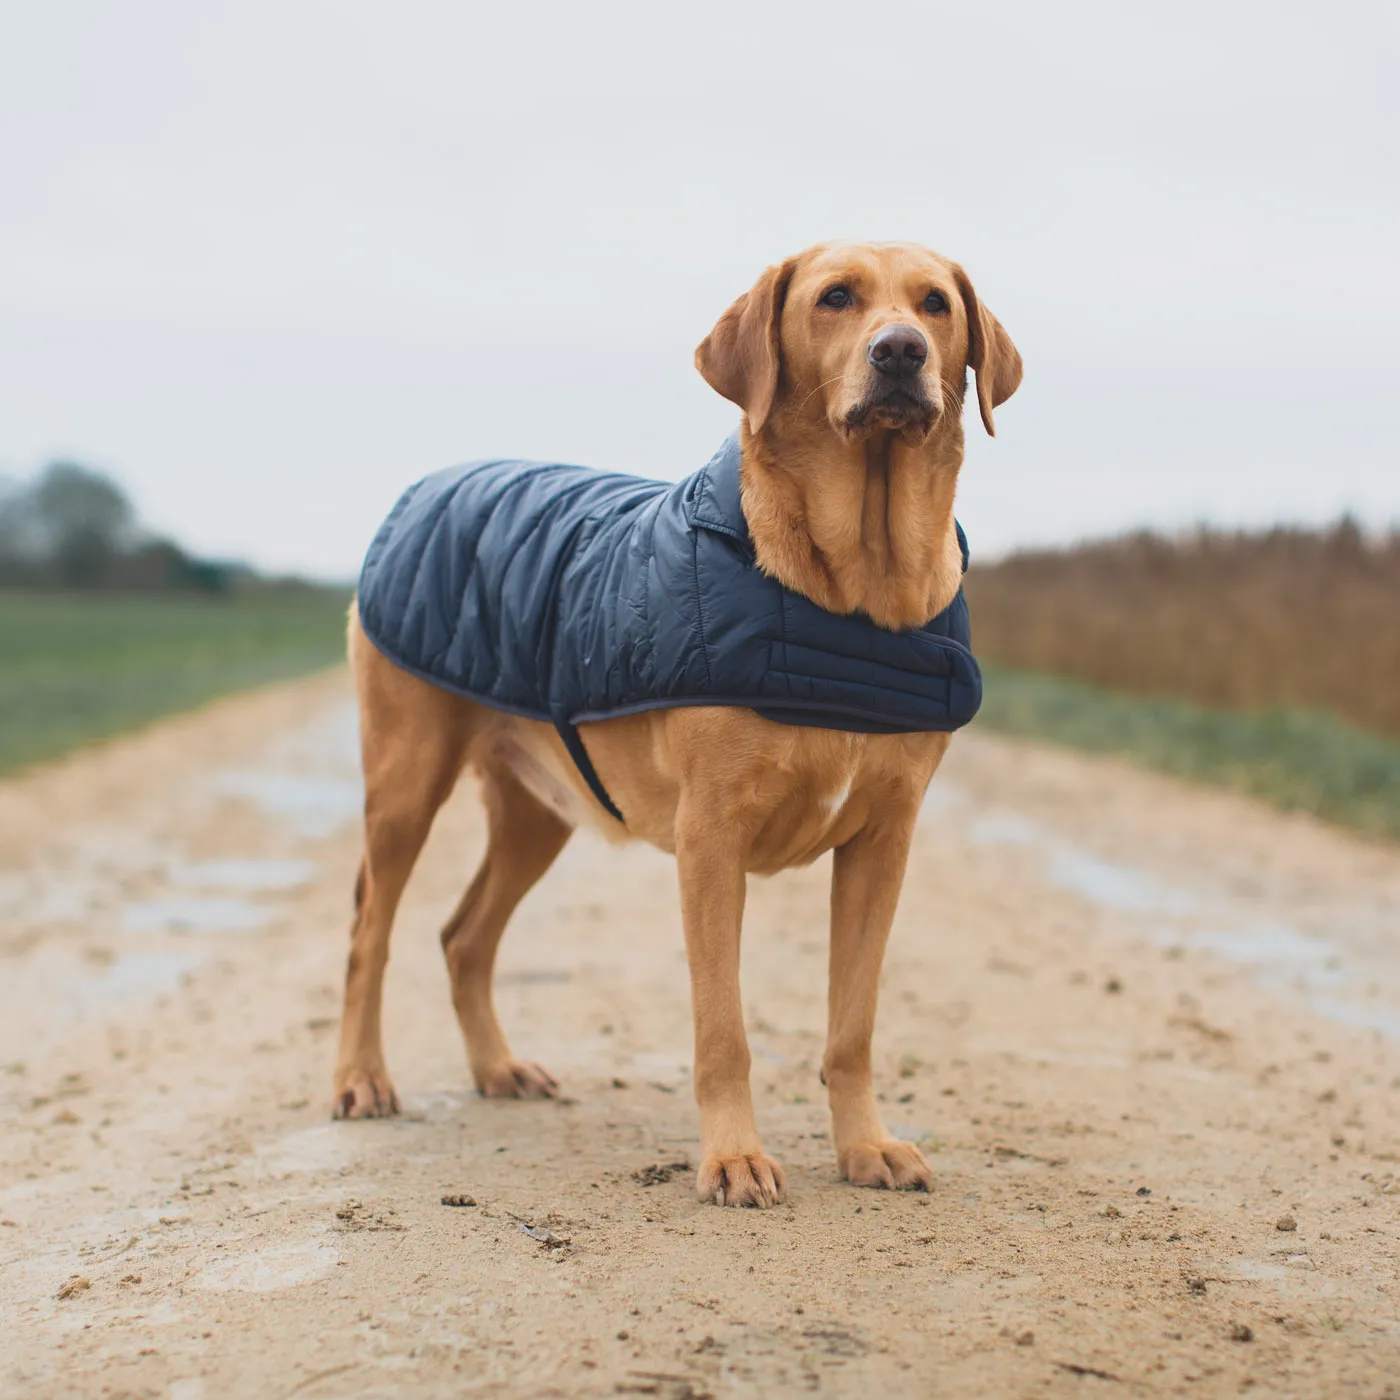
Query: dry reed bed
967,520,1400,738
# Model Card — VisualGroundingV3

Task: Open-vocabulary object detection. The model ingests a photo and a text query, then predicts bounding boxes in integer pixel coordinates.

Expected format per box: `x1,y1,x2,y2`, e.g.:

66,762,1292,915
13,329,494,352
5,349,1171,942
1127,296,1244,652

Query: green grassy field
976,665,1400,842
0,590,350,775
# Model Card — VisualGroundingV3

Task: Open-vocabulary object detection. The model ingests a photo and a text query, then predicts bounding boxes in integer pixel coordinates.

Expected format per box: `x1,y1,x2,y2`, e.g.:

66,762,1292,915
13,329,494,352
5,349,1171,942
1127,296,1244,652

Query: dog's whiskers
797,372,847,411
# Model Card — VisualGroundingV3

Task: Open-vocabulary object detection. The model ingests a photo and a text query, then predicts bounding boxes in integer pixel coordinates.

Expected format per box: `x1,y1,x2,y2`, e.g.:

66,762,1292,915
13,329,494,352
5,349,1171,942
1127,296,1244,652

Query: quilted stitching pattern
357,436,981,741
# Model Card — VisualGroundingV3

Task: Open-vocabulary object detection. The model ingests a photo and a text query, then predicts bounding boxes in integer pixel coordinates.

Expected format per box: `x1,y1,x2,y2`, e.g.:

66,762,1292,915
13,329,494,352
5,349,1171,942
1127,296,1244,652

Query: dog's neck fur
738,415,967,631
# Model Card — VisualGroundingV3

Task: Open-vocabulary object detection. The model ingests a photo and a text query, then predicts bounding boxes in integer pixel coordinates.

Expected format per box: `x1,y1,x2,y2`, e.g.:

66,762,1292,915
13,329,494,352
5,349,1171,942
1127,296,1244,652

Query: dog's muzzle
844,323,940,436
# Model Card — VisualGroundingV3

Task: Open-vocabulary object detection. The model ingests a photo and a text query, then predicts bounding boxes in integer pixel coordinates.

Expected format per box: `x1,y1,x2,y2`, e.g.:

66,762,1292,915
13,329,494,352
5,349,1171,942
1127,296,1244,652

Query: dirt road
2,672,1399,1399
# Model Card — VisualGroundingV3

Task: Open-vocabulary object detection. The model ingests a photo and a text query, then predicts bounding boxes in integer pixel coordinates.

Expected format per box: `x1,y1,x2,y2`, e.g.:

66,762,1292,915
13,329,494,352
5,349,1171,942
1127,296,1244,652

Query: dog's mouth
843,384,940,439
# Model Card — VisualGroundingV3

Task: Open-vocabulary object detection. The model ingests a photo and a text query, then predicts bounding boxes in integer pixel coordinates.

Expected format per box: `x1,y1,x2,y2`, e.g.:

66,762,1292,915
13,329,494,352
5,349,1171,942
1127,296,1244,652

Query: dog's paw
696,1152,788,1208
839,1139,934,1192
332,1068,401,1120
474,1060,559,1099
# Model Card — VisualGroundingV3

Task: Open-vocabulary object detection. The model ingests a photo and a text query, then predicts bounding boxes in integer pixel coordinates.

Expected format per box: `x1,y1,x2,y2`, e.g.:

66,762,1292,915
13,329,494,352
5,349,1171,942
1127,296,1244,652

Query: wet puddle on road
937,787,1400,1042
168,858,318,892
0,946,204,1063
118,896,273,935
210,699,362,840
78,949,205,1001
1,703,362,1062
212,772,361,841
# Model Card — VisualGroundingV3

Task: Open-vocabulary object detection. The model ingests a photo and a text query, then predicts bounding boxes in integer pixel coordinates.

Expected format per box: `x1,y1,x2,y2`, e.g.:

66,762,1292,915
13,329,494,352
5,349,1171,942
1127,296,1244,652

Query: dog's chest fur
479,710,947,873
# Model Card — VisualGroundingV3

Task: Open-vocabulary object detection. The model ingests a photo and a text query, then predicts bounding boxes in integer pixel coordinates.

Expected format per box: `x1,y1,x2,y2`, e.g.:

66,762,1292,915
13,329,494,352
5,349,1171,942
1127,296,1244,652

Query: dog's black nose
867,325,928,376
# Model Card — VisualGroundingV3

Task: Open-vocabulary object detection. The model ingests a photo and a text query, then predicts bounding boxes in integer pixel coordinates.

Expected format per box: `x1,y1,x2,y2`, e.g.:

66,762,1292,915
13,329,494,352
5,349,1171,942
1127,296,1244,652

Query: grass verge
0,590,350,775
976,665,1400,843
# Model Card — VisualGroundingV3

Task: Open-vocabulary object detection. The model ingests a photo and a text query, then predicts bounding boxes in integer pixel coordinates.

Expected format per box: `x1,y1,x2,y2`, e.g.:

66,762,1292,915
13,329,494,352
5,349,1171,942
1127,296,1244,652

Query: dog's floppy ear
694,258,798,434
952,266,1022,436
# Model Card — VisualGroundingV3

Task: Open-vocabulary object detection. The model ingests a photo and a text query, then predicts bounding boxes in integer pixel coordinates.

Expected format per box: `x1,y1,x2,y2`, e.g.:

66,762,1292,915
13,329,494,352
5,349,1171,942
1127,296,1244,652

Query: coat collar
687,434,752,552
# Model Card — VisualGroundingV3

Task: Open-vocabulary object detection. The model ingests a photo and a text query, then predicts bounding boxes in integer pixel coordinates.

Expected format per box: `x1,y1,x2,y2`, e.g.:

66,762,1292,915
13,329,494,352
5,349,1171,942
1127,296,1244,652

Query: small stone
1105,978,1123,994
1100,1205,1122,1219
1275,1215,1297,1232
1230,1323,1254,1342
1016,1330,1035,1347
441,1194,477,1208
1187,1275,1207,1295
1136,1186,1152,1197
617,1330,630,1341
56,1275,91,1300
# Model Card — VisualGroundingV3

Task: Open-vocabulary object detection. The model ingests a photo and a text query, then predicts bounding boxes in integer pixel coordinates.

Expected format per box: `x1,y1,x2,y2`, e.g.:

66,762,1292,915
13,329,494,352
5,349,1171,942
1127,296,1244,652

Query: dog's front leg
824,815,935,1191
675,809,787,1208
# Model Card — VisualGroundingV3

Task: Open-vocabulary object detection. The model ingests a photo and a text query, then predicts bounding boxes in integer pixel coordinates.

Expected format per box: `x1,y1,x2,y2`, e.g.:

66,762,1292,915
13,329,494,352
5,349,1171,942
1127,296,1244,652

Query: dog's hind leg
333,630,468,1119
440,766,572,1098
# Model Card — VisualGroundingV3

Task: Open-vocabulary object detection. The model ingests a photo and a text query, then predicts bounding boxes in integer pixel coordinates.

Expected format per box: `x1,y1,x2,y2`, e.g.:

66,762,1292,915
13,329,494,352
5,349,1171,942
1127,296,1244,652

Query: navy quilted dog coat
357,435,982,822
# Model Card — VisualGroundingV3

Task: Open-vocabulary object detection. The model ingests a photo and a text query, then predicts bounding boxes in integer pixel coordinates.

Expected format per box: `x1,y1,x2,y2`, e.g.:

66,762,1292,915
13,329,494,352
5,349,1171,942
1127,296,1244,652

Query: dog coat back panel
357,459,673,722
356,436,982,736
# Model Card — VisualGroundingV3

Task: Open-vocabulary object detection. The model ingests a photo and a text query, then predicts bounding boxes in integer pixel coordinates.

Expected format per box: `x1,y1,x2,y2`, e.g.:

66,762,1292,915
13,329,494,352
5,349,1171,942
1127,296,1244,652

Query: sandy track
2,672,1398,1399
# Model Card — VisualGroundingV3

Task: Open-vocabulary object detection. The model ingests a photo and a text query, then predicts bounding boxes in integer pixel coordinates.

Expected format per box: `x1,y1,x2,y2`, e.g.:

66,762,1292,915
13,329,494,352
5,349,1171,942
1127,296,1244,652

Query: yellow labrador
334,241,1021,1207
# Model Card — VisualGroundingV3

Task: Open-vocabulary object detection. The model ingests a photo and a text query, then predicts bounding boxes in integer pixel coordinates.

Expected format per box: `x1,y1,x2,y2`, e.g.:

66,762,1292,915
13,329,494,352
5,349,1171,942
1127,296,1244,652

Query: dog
333,240,1021,1208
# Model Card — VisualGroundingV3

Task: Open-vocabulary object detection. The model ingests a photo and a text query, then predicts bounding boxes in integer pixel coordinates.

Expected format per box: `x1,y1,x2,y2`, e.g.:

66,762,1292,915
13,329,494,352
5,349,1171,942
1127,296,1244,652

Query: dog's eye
819,286,853,309
923,290,949,314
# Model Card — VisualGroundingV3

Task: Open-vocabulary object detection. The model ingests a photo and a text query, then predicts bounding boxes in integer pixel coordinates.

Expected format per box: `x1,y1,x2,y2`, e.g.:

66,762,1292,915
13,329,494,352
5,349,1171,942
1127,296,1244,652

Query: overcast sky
1,2,1395,578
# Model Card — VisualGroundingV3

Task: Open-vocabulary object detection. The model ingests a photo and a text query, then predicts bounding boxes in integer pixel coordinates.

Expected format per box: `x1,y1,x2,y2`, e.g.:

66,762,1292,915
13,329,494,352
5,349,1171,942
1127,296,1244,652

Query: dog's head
696,241,1021,444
